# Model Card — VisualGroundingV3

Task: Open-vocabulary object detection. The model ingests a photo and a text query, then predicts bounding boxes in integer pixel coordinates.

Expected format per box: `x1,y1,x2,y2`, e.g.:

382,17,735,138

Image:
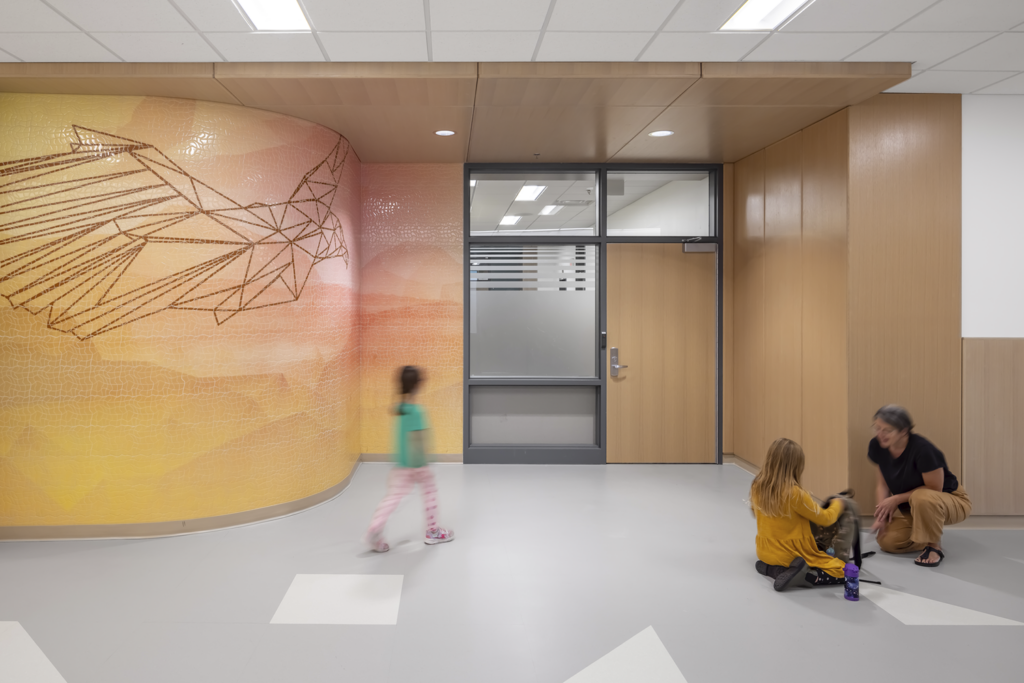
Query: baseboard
723,453,759,476
360,453,464,463
0,461,363,542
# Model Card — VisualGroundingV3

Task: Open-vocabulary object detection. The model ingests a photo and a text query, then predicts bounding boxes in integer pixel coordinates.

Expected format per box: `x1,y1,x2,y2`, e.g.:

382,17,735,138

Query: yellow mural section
0,94,362,526
360,164,464,455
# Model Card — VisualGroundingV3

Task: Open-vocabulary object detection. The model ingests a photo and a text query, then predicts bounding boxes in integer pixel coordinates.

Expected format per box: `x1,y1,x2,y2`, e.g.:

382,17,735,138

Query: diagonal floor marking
565,626,687,683
860,585,1024,626
270,574,404,625
0,622,68,683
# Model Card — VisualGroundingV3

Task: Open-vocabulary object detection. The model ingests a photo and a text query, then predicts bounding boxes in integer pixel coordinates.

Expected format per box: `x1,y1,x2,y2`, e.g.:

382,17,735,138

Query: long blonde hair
750,438,805,518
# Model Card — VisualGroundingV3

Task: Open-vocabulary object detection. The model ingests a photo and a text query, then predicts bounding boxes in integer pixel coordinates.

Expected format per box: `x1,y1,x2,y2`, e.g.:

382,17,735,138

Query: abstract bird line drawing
0,126,351,339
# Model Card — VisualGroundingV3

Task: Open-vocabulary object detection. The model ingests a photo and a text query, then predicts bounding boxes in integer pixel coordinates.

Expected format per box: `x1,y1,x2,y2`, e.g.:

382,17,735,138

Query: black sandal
915,546,944,567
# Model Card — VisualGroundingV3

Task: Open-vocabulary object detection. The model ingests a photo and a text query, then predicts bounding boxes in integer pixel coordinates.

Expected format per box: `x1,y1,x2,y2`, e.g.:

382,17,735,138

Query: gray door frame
463,163,723,465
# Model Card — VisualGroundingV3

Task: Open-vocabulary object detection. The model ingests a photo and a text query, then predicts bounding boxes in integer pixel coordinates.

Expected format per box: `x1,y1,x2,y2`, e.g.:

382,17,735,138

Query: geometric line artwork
270,575,404,625
858,585,1024,626
564,626,688,683
0,126,350,339
0,622,68,683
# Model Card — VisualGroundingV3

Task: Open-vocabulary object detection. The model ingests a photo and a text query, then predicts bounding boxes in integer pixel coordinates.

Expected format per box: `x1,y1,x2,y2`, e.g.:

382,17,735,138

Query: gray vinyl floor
2,462,1023,683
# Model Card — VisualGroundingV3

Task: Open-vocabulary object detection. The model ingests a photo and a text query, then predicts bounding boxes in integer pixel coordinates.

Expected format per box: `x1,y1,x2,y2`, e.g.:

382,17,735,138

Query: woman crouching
751,438,848,591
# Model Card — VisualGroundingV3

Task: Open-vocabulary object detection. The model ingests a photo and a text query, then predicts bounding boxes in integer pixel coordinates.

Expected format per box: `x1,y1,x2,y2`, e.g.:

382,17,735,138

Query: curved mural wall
0,94,361,526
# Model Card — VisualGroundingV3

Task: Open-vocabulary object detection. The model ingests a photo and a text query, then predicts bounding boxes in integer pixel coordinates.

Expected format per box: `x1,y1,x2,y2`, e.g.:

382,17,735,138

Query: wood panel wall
847,94,963,500
963,339,1024,515
722,163,735,455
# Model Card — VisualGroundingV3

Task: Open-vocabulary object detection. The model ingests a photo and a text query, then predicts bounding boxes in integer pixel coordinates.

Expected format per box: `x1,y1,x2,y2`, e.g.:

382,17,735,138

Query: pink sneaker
364,531,389,553
424,527,454,545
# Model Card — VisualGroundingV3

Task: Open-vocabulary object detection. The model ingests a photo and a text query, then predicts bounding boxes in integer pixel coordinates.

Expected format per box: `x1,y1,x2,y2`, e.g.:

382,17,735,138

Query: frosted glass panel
470,245,596,378
470,386,597,445
607,172,711,237
469,172,598,236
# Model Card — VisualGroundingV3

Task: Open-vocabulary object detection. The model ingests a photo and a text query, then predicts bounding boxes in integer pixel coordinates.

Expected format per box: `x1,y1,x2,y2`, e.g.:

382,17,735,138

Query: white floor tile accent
564,626,687,683
0,622,68,683
861,585,1024,626
270,574,404,625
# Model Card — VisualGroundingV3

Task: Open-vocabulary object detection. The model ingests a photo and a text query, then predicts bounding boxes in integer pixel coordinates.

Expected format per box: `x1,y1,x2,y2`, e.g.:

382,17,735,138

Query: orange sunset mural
0,94,362,526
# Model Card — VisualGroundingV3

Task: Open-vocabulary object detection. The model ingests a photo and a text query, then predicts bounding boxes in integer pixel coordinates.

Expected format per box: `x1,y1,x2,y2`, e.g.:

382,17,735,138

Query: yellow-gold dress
754,486,846,578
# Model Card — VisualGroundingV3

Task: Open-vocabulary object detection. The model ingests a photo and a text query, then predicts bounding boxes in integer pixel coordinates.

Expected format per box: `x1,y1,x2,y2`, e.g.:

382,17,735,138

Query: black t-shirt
868,434,958,513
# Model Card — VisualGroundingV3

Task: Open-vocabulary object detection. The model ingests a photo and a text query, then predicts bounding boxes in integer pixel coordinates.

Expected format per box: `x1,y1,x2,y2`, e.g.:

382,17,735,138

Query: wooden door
607,244,717,463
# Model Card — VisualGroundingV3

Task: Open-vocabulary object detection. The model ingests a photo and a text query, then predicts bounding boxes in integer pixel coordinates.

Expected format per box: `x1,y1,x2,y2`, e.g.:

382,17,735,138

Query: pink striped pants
366,466,438,538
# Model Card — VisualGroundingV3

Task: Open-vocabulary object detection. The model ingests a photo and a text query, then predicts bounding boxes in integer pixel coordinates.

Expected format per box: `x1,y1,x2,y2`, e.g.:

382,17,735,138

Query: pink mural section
360,164,464,455
0,94,361,525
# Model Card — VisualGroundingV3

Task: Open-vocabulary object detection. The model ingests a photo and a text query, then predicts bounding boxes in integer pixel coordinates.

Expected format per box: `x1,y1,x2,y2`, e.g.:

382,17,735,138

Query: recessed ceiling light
515,185,546,201
435,130,456,136
721,0,814,31
236,0,310,31
500,216,521,226
469,179,477,186
648,130,675,137
540,205,563,215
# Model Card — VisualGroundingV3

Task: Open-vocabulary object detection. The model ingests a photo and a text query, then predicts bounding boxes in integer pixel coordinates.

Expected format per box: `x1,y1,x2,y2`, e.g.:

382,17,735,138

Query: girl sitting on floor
750,437,848,591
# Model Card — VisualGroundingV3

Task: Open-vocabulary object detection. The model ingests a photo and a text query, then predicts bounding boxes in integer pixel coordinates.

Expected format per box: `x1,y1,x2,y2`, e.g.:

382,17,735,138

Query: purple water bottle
844,562,859,601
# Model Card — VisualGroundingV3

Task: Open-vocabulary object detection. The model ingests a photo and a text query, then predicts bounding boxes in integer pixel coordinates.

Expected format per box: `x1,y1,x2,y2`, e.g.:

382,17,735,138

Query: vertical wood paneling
723,163,735,455
733,151,766,466
847,94,962,500
963,338,1024,515
764,133,804,453
801,111,849,497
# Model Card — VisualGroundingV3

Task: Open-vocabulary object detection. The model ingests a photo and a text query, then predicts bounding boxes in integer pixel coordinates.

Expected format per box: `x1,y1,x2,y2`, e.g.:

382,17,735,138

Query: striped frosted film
470,245,597,377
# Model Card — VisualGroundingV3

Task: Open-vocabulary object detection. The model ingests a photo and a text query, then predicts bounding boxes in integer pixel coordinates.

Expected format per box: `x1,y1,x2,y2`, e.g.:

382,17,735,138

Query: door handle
610,347,628,377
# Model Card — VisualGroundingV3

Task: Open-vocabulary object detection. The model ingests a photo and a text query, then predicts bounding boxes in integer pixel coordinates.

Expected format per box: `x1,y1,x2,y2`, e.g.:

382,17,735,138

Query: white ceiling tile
0,32,119,61
0,49,21,62
663,0,744,32
1,0,79,32
547,0,680,32
430,0,550,31
172,0,252,32
536,32,653,61
745,32,882,62
974,71,1024,94
899,0,1024,32
44,0,194,32
432,32,539,61
319,32,428,61
205,32,325,61
782,0,935,32
93,32,222,62
846,32,997,71
935,33,1024,71
885,70,1015,93
302,0,425,31
642,32,767,62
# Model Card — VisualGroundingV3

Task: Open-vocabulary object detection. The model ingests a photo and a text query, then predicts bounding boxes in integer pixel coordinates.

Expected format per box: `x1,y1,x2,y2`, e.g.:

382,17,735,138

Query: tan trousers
878,485,971,552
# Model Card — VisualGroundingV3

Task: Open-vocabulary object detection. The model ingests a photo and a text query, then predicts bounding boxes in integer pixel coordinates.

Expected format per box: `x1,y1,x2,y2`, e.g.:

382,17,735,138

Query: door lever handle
610,347,628,377
611,364,628,370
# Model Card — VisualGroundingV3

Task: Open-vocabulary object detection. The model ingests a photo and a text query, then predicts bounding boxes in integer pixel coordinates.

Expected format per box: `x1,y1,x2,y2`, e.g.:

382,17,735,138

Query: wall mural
0,95,361,526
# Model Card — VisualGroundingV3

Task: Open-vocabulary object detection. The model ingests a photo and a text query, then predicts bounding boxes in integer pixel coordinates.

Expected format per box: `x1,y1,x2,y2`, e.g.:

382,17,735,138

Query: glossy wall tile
0,94,362,525
360,164,463,455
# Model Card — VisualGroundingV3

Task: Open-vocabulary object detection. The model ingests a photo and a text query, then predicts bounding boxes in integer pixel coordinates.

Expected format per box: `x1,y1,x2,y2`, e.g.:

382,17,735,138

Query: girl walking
750,438,848,591
364,366,454,552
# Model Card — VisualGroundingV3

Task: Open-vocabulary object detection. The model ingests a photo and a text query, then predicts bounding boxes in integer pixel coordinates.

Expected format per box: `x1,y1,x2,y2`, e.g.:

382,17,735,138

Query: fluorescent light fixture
435,130,456,136
499,216,521,225
515,185,546,201
470,179,477,186
648,130,675,137
721,0,813,31
236,0,310,31
540,205,563,215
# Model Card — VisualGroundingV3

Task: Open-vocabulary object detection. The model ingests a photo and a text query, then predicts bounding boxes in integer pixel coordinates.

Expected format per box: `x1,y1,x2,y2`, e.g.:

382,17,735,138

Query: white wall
963,95,1024,338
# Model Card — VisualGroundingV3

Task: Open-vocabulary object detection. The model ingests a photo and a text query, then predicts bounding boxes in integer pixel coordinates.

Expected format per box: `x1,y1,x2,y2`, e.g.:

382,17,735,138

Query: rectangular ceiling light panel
500,216,521,225
237,0,310,31
515,185,547,202
721,0,813,31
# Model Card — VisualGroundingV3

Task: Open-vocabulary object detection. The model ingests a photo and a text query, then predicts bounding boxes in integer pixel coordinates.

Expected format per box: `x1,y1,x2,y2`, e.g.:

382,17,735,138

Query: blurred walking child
750,438,848,591
364,366,454,552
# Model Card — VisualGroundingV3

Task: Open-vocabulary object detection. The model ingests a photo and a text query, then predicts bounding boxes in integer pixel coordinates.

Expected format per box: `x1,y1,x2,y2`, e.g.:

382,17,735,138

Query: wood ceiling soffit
0,62,241,104
681,62,912,107
212,62,477,107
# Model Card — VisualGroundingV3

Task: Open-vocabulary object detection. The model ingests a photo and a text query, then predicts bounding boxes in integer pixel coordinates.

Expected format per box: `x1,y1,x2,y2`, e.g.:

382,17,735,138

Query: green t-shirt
394,403,429,468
